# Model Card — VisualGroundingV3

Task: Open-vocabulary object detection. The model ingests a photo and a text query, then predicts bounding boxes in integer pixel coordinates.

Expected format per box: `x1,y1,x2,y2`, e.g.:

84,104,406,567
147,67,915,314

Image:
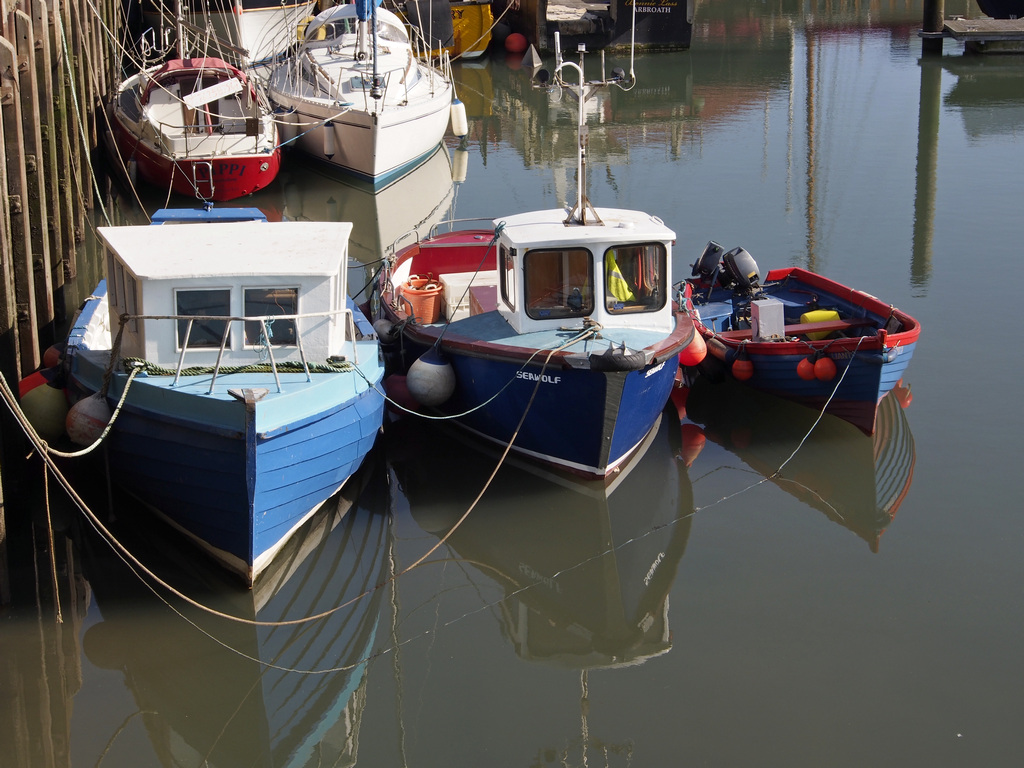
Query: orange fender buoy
732,357,754,381
504,32,528,53
679,332,707,367
813,355,837,381
797,356,816,381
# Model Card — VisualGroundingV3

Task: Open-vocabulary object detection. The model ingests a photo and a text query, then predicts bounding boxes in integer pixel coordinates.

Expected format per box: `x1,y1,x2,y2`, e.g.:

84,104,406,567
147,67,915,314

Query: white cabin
493,207,677,335
97,221,356,367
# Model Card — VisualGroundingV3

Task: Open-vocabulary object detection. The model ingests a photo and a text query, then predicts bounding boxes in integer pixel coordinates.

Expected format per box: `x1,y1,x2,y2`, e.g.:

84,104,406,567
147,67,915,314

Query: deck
941,17,1024,53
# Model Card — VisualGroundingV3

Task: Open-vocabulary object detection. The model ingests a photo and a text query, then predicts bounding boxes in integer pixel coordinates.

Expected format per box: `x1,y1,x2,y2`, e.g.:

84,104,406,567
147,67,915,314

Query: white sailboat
268,0,465,187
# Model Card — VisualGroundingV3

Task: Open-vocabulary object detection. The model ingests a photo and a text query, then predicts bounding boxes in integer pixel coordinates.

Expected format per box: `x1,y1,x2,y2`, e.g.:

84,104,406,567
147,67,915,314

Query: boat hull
107,63,281,202
391,332,683,477
271,88,453,187
110,116,282,201
66,290,385,585
688,266,920,434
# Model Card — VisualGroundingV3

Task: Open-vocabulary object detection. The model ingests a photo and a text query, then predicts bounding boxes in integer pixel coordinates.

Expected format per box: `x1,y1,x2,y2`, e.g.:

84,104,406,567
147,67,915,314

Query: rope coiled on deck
120,357,355,377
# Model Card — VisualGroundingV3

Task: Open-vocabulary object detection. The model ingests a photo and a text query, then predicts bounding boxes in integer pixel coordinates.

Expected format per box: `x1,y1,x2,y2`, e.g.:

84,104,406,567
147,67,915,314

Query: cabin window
523,248,593,320
604,243,667,314
500,244,517,311
123,272,140,334
244,288,298,346
107,253,119,306
175,289,231,349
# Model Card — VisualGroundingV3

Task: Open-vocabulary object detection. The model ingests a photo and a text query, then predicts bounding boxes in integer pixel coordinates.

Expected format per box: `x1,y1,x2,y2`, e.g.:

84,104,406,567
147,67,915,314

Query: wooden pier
1,0,119,607
942,17,1024,53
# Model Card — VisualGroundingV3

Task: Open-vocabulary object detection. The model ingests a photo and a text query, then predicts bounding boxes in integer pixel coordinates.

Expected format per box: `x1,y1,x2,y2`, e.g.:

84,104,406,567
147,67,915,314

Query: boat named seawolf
374,43,705,479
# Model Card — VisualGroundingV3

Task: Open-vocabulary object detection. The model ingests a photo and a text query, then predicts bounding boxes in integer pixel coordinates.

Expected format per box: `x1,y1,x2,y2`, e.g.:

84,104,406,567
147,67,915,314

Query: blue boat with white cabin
373,46,705,478
63,210,385,585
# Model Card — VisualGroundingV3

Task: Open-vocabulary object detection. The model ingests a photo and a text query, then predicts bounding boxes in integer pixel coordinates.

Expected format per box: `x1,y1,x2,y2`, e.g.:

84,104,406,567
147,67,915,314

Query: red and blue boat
373,48,705,479
683,241,920,435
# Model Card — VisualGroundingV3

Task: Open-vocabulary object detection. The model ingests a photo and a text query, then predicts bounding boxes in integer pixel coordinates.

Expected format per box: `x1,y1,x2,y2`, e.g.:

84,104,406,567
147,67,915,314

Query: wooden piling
922,0,944,56
0,1,116,605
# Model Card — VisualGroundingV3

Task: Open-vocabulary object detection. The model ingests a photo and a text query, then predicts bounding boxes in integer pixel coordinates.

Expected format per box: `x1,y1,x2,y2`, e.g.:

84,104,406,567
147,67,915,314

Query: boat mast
546,33,634,226
557,41,601,226
175,0,185,59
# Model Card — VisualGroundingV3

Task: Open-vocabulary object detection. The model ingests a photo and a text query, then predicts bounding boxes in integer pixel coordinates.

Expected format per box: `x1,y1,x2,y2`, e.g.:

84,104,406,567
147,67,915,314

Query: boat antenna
558,42,601,225
535,33,634,226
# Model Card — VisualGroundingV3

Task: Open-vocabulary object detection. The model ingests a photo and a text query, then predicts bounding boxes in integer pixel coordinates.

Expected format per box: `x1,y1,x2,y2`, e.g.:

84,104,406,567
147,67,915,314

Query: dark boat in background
975,0,1024,19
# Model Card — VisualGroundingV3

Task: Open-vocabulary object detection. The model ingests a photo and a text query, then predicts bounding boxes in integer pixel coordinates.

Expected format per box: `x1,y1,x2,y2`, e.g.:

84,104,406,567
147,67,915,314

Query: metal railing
123,307,360,394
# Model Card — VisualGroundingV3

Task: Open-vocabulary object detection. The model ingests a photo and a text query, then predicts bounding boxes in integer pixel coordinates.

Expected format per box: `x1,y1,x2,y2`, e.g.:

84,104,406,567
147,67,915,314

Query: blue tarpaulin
355,0,382,21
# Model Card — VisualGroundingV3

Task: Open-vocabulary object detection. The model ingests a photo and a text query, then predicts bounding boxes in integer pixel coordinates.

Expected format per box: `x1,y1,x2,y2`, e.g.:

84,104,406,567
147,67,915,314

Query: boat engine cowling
692,241,724,282
722,247,760,294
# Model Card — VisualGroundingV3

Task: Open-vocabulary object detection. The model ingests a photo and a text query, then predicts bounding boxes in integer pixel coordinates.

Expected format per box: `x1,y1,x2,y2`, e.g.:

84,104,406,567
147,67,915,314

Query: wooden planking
14,10,56,344
944,17,1024,40
1,0,117,532
943,17,1024,52
1,33,42,372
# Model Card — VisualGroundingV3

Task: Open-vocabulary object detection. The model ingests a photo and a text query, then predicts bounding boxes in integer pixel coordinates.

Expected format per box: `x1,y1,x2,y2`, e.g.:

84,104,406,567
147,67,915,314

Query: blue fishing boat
63,210,386,585
684,242,920,435
374,46,705,479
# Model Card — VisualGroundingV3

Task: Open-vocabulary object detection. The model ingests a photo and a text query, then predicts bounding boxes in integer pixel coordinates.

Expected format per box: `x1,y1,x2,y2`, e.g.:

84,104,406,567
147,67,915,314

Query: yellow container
800,309,841,340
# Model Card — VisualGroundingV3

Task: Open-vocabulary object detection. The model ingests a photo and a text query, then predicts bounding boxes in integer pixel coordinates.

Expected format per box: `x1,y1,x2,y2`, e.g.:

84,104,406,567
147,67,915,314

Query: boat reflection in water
387,408,695,667
278,142,458,269
80,458,391,767
681,375,916,551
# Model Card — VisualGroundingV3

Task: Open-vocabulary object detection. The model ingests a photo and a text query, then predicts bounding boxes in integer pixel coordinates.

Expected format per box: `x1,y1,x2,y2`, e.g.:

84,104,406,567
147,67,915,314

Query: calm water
5,0,1024,764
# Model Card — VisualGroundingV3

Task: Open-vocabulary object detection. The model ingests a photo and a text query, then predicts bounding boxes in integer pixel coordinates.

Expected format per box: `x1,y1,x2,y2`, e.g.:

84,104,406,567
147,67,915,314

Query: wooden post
47,0,80,279
30,0,67,302
1,34,41,375
14,9,56,348
922,0,945,56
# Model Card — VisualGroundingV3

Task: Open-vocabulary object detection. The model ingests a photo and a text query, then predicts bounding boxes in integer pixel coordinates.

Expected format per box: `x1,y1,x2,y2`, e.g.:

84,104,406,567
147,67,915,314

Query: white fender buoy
66,392,112,446
406,349,455,407
323,120,335,158
450,98,468,138
21,382,69,443
452,147,469,183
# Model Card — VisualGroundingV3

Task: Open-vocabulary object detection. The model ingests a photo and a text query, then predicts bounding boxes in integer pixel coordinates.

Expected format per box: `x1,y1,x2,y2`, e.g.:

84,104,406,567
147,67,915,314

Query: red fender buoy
732,358,754,381
732,344,753,381
504,32,528,53
670,386,690,422
679,332,707,367
797,356,816,381
814,355,837,381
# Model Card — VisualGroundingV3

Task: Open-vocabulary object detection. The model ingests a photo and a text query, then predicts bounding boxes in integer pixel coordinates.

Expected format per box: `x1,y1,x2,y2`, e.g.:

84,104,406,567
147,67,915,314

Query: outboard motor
722,247,760,295
692,241,724,283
